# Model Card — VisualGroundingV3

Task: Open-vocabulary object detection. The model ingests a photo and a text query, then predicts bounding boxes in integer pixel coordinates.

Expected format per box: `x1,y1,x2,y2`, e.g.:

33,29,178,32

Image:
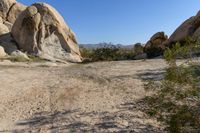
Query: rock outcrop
167,11,200,45
144,32,168,58
0,0,26,54
7,2,27,24
0,0,26,24
0,17,18,54
11,3,82,63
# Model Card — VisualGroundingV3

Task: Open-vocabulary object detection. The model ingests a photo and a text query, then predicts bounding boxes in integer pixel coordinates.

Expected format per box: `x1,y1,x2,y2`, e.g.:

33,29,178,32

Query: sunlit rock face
0,0,26,24
166,10,200,45
11,3,82,63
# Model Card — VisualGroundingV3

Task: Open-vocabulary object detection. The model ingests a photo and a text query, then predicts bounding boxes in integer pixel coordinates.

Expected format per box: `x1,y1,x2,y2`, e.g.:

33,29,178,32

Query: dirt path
0,59,167,132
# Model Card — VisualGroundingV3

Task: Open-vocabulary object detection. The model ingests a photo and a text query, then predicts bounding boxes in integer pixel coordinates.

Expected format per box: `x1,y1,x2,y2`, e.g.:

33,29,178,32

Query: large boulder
0,16,18,54
0,0,26,56
144,32,168,58
11,3,82,63
7,2,27,24
167,11,200,45
0,0,16,20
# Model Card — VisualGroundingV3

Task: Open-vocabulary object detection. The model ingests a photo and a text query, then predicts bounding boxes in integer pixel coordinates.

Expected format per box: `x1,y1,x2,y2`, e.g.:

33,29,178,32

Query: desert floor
0,59,168,133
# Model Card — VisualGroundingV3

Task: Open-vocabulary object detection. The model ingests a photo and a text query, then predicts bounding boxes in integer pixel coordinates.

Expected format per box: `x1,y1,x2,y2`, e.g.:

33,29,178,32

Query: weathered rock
0,19,18,54
0,16,3,23
12,3,82,63
0,0,16,20
0,0,25,56
7,2,27,24
0,23,9,35
0,45,6,57
167,11,200,45
144,32,168,58
0,0,26,24
3,21,12,31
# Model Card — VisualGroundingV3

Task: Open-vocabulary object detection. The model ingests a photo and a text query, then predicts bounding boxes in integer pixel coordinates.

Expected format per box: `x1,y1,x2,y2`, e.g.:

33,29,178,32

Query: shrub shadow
0,104,165,133
136,69,166,81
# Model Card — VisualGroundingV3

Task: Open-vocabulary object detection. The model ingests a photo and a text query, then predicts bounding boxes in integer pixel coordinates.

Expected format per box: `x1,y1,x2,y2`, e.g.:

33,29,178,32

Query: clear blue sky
18,0,200,45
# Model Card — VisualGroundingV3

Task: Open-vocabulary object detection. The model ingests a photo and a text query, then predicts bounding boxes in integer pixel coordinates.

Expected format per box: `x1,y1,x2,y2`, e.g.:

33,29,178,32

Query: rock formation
0,0,26,24
144,32,168,58
167,11,200,46
7,2,27,24
11,3,82,63
0,0,82,63
0,0,26,54
0,45,6,58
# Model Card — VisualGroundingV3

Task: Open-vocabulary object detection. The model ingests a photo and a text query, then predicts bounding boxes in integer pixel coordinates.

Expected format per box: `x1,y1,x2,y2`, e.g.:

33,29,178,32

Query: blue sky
18,0,200,45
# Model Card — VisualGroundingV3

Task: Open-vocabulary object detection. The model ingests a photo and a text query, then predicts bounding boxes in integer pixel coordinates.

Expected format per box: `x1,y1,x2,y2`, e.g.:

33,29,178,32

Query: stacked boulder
144,32,168,58
0,0,26,57
0,0,82,63
12,3,82,62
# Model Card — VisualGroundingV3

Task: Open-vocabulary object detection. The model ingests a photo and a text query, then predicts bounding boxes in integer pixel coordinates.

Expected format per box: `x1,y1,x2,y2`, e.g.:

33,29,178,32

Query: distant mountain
79,42,138,50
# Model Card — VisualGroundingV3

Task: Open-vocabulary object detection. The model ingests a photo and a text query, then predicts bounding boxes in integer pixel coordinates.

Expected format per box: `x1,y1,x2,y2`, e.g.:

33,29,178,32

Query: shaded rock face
0,0,16,20
11,3,82,63
144,32,168,58
167,11,200,45
0,17,18,54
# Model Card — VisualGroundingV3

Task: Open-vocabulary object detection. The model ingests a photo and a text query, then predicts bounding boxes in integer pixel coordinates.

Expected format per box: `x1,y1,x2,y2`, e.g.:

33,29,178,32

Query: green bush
144,39,200,133
80,47,137,62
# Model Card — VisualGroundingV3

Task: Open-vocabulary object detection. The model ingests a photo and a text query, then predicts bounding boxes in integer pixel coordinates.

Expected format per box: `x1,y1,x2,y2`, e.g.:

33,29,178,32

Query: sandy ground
0,59,168,133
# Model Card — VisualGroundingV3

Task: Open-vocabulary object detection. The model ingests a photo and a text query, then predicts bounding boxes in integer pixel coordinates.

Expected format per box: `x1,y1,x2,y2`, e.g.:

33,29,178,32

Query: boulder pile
0,0,82,62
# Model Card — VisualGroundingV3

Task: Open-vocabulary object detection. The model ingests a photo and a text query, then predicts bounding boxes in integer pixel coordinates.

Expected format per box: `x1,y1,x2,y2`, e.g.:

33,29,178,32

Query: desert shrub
91,48,120,61
80,47,94,59
80,47,136,62
145,45,164,58
144,39,200,133
134,43,144,55
117,48,136,60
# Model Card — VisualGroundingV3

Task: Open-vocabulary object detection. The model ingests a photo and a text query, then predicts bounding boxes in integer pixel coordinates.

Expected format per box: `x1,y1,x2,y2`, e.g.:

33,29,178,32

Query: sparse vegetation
80,45,145,62
144,39,200,133
0,55,46,62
